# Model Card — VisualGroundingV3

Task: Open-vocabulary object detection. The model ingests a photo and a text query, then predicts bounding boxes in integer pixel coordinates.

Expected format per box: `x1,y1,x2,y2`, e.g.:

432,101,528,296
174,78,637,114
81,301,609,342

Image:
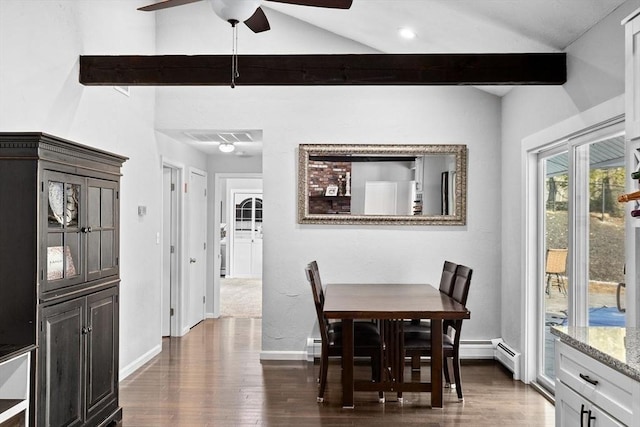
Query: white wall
149,1,504,355
500,0,637,364
0,0,215,377
156,83,503,354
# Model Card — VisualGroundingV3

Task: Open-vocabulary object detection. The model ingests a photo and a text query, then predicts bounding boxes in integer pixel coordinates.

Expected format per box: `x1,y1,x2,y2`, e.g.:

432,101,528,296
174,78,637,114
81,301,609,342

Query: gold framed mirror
298,144,467,225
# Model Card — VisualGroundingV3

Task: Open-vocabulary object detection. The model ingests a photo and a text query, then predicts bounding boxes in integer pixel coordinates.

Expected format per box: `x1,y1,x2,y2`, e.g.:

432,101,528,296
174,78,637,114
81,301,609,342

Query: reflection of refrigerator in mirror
363,181,415,215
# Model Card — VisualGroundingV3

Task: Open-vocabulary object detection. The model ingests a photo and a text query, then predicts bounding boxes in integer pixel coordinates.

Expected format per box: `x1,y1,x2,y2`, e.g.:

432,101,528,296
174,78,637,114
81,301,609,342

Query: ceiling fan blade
137,0,202,12
266,0,352,9
244,7,271,33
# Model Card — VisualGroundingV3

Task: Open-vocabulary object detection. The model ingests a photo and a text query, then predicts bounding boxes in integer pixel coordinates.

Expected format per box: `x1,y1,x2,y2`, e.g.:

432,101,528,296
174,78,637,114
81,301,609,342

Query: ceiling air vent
184,131,254,143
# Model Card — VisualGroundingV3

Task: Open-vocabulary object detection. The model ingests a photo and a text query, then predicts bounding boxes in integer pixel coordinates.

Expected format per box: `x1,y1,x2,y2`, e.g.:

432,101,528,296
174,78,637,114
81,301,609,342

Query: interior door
187,170,207,329
161,167,177,336
231,192,262,278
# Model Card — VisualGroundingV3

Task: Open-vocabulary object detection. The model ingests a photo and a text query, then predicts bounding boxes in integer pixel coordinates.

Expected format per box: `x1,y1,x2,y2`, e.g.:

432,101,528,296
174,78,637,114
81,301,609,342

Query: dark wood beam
79,53,566,86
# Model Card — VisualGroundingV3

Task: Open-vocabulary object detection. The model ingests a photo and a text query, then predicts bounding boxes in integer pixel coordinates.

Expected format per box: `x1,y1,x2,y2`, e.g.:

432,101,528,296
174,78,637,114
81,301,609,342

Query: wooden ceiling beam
79,53,566,86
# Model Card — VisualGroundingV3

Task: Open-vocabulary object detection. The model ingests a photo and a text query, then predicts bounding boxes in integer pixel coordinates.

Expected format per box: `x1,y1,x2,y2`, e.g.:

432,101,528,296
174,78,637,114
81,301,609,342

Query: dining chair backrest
438,261,458,296
451,265,473,306
305,263,330,342
308,260,325,305
446,264,473,347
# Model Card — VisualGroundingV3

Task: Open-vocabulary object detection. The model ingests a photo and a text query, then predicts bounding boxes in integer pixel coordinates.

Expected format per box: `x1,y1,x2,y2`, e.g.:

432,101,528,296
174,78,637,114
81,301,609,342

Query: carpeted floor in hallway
220,277,262,318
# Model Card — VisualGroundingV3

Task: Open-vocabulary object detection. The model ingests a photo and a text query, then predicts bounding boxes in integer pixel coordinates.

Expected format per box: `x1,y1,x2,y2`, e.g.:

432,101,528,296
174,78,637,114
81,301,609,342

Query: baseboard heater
493,339,521,380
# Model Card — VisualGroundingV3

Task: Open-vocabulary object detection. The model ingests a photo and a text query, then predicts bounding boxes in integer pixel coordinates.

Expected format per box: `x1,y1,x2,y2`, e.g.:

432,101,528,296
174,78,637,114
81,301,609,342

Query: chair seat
403,331,454,350
327,322,382,349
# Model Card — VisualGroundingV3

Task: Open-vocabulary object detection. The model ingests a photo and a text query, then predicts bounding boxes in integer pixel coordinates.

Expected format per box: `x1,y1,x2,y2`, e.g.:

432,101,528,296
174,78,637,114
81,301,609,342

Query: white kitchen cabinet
555,340,640,427
0,346,34,426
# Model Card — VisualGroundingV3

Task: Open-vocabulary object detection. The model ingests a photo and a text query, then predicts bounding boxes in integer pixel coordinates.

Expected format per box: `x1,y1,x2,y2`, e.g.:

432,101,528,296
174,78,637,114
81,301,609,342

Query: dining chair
305,262,384,402
545,248,568,295
403,264,473,400
404,260,458,370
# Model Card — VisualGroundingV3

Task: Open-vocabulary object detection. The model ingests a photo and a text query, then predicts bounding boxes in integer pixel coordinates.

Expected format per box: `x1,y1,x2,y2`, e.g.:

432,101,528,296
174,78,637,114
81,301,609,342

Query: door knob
190,258,197,263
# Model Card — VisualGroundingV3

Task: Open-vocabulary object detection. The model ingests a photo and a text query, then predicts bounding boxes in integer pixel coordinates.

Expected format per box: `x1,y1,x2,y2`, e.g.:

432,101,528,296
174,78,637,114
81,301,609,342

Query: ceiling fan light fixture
219,142,236,153
399,27,417,40
210,0,262,23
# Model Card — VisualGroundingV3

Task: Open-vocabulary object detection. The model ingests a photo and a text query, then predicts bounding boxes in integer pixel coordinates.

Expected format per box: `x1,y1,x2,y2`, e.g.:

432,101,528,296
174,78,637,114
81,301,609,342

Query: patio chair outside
545,248,568,295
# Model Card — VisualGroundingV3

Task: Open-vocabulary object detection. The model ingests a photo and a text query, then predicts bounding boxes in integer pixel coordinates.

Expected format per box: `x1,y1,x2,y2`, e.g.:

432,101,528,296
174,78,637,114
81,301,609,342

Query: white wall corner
119,343,162,382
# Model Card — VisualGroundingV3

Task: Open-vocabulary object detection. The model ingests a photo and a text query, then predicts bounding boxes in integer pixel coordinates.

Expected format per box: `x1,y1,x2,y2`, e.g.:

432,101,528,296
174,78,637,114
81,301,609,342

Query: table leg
342,318,354,408
431,319,443,408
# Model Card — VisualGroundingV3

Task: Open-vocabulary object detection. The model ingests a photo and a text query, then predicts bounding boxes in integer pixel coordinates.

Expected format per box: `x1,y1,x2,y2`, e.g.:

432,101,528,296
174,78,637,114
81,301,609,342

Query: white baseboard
459,340,495,359
260,351,308,361
119,344,162,381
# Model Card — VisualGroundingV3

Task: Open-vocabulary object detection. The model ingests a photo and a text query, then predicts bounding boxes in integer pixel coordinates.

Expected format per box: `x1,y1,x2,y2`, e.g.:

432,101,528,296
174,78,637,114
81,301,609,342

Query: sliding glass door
539,149,570,384
587,140,626,327
536,131,626,390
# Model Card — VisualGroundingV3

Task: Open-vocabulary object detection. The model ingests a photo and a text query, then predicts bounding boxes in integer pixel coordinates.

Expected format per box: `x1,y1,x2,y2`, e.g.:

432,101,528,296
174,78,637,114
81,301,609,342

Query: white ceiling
153,0,630,155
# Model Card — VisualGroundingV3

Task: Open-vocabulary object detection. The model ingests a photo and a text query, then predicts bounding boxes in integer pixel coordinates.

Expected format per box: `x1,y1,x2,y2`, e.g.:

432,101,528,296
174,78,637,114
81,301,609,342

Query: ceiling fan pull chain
230,20,240,88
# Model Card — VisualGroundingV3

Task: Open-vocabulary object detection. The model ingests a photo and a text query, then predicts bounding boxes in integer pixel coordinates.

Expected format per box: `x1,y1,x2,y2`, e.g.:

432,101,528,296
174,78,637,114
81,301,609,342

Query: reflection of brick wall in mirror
308,159,352,214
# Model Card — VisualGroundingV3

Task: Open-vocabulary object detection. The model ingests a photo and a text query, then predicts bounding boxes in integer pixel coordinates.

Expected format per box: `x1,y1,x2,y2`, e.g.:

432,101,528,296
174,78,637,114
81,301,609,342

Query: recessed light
399,27,416,40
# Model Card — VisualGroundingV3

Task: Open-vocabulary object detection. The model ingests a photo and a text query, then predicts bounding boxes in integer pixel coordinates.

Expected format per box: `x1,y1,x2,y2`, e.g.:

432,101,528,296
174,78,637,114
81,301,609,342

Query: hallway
220,277,261,318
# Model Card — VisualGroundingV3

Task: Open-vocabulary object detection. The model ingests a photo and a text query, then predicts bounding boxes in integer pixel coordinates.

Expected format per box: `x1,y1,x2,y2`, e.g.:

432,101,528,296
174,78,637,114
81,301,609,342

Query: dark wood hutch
0,132,126,426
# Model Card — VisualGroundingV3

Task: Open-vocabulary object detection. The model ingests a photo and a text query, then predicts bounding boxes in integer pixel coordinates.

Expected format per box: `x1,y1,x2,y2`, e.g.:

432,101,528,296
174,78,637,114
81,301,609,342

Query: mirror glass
298,144,467,225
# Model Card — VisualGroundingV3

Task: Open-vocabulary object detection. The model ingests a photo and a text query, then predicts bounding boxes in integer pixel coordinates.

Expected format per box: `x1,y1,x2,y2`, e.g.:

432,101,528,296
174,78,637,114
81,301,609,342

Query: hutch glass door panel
43,171,85,293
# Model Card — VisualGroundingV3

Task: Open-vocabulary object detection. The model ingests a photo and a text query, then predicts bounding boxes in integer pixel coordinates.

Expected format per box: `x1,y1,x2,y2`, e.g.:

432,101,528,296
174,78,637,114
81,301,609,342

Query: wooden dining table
323,283,470,408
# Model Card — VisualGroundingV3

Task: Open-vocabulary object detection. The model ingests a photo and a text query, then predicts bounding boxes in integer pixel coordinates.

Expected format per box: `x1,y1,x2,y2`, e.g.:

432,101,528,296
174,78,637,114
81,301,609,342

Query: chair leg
558,274,567,295
369,350,385,402
411,354,421,371
318,350,328,402
452,352,463,400
545,273,551,295
443,356,452,387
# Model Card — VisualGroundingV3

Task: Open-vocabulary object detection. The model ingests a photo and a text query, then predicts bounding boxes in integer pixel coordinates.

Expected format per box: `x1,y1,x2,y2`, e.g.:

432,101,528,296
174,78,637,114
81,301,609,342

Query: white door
161,167,178,336
231,192,262,278
187,170,207,329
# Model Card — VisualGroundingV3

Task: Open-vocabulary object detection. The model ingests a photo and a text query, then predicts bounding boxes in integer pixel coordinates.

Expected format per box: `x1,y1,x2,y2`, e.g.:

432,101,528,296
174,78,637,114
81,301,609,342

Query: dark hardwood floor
120,318,555,426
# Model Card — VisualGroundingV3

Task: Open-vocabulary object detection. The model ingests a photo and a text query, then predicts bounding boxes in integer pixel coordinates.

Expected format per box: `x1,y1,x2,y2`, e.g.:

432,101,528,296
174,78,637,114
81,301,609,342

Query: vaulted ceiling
138,0,628,154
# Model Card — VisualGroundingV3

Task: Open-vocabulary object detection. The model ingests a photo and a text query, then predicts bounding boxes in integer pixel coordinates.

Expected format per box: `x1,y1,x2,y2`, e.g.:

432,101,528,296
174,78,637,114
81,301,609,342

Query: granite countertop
551,326,640,382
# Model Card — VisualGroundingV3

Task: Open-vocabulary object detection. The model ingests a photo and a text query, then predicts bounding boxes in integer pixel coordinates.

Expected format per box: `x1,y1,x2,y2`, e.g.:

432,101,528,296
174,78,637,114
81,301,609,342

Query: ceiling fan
138,0,353,33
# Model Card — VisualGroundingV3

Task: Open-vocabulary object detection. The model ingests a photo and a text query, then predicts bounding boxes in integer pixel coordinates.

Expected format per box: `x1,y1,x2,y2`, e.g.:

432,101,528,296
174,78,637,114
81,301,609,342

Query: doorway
214,175,263,318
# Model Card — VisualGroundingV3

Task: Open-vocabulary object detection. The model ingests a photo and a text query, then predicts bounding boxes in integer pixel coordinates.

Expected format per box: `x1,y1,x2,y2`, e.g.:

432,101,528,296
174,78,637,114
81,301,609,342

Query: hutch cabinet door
42,171,85,293
86,179,119,282
85,287,119,421
39,299,85,427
